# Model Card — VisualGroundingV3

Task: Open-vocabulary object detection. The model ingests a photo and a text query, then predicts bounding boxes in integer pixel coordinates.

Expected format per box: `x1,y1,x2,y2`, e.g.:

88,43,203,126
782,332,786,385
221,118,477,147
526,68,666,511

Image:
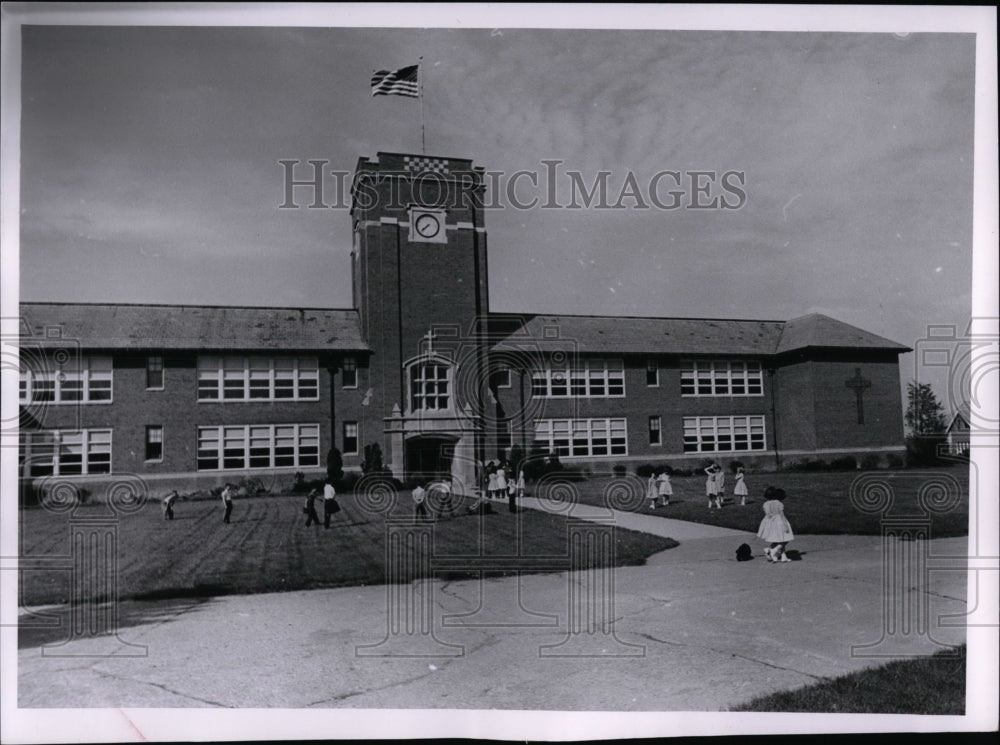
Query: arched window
409,361,451,411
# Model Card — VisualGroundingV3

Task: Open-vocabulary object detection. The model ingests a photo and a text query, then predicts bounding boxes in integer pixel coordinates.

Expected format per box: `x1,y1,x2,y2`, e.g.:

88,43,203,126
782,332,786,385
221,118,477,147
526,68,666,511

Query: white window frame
682,415,767,453
680,360,763,397
531,358,625,398
197,356,320,402
408,359,453,412
145,425,164,462
146,355,164,390
342,421,359,455
19,429,113,476
649,415,662,446
196,423,320,471
342,356,358,389
533,418,628,458
19,355,113,405
646,359,659,387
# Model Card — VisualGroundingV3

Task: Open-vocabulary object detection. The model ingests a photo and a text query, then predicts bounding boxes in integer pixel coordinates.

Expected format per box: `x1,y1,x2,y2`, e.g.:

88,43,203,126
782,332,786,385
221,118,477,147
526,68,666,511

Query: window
19,429,112,476
342,357,358,388
197,423,320,471
649,416,661,445
646,360,659,387
197,356,319,401
531,358,625,398
343,421,358,455
19,355,112,404
145,426,163,461
410,363,450,411
146,356,164,389
680,360,763,397
682,415,766,453
534,418,627,458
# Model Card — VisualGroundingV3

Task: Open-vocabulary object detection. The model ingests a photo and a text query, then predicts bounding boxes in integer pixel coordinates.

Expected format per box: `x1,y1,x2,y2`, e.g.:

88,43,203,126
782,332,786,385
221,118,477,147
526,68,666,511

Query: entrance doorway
405,435,456,481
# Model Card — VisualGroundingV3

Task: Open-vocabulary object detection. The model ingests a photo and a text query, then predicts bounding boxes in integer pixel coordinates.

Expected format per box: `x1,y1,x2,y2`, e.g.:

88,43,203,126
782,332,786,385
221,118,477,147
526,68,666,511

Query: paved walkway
16,505,967,718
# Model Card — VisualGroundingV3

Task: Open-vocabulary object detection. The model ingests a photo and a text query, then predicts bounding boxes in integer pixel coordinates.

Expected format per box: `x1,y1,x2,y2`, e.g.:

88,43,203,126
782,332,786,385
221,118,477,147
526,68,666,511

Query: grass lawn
18,492,676,607
733,644,966,714
534,468,970,537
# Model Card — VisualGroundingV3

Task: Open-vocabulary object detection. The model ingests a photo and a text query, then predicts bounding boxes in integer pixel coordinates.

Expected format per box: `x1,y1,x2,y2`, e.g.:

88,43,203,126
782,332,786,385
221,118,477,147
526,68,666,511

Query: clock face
414,213,441,238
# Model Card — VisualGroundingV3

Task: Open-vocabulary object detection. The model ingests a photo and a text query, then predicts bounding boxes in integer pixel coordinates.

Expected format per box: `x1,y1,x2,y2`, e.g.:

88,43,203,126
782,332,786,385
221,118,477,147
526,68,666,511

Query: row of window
529,359,764,399
18,355,360,404
197,356,320,401
18,412,768,476
19,356,113,404
532,415,769,458
18,422,361,476
20,354,766,406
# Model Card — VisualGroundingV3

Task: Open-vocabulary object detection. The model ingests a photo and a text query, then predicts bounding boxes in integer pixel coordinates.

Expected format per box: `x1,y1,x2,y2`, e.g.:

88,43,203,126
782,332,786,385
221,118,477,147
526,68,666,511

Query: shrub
861,453,882,470
326,447,344,482
886,452,905,469
829,455,858,471
635,464,656,478
239,476,267,496
729,460,744,474
612,464,627,477
906,435,947,467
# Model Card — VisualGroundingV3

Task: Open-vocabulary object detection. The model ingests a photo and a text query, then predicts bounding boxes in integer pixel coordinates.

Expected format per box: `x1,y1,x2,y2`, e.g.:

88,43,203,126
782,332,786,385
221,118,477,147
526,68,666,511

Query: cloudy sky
11,8,988,410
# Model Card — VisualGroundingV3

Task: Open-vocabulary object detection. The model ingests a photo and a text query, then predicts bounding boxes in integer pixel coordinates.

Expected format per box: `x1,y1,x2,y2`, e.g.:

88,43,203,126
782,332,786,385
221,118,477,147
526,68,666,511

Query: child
704,464,722,509
656,468,672,507
303,488,320,527
486,463,499,500
496,462,508,499
757,486,794,562
734,467,748,506
412,482,430,521
715,465,725,505
647,471,658,509
161,490,178,520
515,469,525,499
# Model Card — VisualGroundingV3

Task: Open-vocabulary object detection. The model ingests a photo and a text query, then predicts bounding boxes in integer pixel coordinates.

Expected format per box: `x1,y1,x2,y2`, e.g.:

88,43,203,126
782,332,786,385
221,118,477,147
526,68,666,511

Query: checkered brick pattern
403,156,450,175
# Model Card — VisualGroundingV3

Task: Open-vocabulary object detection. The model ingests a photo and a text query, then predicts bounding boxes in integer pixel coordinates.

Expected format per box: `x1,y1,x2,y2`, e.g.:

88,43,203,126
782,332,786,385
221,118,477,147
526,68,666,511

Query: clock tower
350,152,490,488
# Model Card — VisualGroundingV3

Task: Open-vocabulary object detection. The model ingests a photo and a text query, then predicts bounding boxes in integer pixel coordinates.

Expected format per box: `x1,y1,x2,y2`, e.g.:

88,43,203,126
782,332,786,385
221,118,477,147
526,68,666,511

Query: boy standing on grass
323,479,339,529
221,483,235,523
304,488,320,527
161,490,178,520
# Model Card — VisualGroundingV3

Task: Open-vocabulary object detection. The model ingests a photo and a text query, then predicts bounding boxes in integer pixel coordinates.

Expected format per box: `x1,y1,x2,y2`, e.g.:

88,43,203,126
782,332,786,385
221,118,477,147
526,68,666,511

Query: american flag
371,65,419,98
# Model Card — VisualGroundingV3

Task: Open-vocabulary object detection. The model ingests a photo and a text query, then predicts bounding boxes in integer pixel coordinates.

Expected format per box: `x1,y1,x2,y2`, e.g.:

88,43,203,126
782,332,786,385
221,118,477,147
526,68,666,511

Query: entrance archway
405,435,457,481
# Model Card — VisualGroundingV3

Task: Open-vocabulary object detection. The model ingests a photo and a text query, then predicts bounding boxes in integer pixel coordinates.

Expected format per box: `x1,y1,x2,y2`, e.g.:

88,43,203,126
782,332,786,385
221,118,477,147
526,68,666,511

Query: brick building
19,151,910,495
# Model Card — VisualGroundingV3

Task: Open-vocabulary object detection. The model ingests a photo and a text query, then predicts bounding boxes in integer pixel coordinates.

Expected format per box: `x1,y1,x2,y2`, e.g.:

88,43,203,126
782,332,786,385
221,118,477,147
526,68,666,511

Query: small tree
905,381,947,466
362,442,384,474
905,381,947,436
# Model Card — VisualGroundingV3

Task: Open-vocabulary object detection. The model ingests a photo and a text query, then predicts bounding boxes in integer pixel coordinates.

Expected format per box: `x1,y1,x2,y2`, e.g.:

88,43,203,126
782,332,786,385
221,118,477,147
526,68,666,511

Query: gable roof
947,404,971,433
489,312,909,356
19,303,368,352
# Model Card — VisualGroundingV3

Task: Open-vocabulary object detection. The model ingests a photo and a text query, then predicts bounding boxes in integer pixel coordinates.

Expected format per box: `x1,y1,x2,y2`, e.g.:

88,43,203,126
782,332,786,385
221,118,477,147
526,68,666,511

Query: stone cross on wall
845,367,872,425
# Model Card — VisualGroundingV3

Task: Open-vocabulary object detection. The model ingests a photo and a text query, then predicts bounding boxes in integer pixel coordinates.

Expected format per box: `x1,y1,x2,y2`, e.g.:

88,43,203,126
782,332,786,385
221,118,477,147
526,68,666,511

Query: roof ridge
19,301,359,312
488,310,786,323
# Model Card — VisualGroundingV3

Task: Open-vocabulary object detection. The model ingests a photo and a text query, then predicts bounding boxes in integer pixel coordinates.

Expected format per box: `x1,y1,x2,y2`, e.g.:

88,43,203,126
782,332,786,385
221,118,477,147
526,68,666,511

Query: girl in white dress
757,486,794,562
496,463,508,497
486,464,499,499
733,467,748,506
657,469,672,506
647,472,658,509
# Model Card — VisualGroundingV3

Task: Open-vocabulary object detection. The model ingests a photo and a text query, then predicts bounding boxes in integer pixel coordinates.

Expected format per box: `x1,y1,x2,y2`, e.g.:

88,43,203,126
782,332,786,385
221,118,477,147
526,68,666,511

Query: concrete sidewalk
17,509,967,711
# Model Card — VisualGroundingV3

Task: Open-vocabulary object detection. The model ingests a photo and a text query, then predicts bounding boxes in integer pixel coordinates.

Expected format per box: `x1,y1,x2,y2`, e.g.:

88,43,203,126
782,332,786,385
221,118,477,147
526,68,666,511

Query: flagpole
419,57,425,154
